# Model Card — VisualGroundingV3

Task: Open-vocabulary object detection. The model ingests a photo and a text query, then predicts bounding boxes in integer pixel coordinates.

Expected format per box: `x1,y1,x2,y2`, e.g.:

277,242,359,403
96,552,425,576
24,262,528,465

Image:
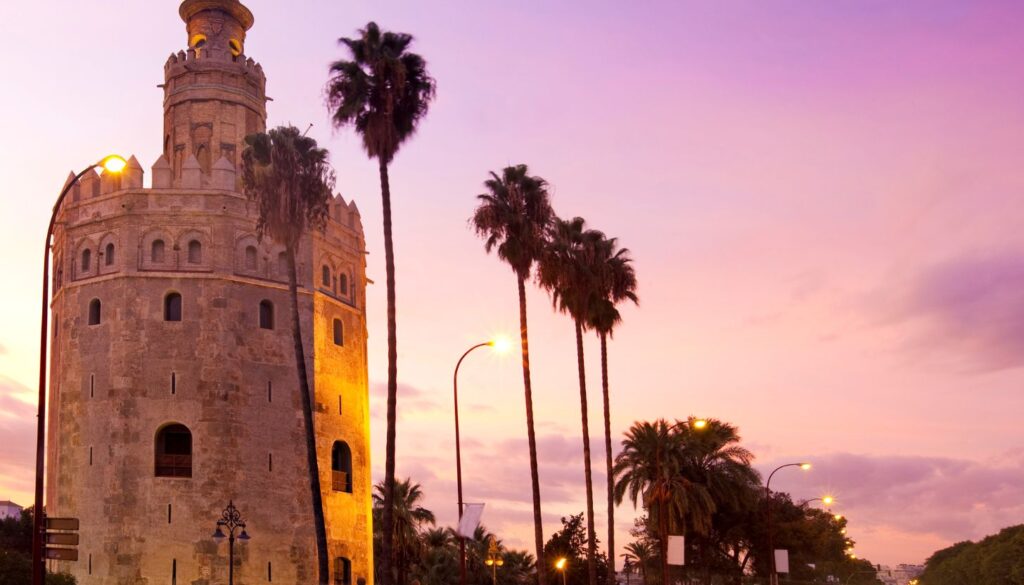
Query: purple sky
2,0,1024,567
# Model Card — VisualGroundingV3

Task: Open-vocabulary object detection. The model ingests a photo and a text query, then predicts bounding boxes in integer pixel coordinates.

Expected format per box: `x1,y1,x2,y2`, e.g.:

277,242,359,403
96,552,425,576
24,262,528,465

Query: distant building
877,564,924,585
0,500,22,520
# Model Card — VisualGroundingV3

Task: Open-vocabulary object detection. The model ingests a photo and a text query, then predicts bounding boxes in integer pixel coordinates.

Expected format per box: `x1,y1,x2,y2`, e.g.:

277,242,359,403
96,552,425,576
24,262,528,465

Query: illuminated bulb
800,463,812,471
489,335,513,355
100,155,127,174
692,419,708,430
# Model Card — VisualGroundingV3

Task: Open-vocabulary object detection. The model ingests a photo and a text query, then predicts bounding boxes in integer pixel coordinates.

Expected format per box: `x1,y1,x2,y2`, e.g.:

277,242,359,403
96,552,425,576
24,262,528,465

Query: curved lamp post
212,501,251,585
454,336,510,585
765,462,811,585
32,155,126,585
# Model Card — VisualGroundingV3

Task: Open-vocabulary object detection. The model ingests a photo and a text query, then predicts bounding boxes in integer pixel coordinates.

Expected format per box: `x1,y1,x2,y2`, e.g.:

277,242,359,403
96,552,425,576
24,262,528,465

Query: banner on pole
457,503,485,538
774,549,790,574
667,535,685,565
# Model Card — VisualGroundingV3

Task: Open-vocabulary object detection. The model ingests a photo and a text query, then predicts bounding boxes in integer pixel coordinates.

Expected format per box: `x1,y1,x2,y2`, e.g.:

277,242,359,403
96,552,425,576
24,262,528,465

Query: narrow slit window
268,562,273,582
340,273,349,296
333,319,343,346
88,299,101,326
105,243,115,266
268,380,272,403
90,374,95,398
172,559,177,585
168,503,172,524
259,300,274,330
268,453,273,472
338,395,343,415
171,372,176,395
89,446,93,465
322,265,331,287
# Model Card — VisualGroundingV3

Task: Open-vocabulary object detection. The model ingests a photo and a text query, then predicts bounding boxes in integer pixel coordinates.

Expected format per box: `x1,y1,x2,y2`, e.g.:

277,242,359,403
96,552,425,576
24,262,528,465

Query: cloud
869,251,1024,372
0,377,37,505
763,452,1024,552
369,381,445,420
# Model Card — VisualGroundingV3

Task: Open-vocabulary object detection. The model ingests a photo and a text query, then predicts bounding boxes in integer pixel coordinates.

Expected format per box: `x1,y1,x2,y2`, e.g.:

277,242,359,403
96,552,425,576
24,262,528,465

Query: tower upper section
162,0,266,187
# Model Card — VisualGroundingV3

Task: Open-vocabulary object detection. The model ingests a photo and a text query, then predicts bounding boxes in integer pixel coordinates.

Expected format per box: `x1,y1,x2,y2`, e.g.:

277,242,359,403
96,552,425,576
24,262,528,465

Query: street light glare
822,495,835,506
692,418,708,430
555,558,567,570
799,463,812,470
489,335,513,354
100,154,127,173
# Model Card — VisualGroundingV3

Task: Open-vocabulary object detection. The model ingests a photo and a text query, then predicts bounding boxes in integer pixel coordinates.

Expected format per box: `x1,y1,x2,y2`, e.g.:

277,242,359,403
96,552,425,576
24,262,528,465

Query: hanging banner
457,503,485,538
774,549,790,574
667,535,685,565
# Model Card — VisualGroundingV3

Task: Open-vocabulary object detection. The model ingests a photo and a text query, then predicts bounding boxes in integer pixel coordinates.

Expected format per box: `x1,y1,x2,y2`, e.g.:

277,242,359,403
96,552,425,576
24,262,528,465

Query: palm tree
586,236,638,585
537,217,607,585
241,126,335,583
326,22,436,585
613,420,711,585
373,478,437,585
471,164,555,584
622,541,654,585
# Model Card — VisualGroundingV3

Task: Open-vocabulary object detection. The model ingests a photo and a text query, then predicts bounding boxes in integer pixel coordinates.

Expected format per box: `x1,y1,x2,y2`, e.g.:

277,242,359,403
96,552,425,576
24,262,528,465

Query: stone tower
46,2,374,583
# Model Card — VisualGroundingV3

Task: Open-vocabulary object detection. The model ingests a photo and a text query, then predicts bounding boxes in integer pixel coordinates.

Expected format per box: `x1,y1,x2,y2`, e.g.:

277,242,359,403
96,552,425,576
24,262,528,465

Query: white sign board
667,535,685,566
457,503,485,538
774,549,790,574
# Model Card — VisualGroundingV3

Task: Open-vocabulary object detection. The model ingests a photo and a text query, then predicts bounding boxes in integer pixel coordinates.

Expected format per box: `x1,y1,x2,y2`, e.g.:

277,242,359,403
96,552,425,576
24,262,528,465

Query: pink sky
2,0,1023,567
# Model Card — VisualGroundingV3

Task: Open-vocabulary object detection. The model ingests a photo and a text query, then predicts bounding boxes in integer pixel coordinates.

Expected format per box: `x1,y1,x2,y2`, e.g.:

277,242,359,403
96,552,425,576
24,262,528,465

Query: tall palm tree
586,237,638,585
241,126,335,583
622,540,654,585
613,420,711,585
537,217,606,585
373,478,437,585
470,165,555,585
326,22,436,585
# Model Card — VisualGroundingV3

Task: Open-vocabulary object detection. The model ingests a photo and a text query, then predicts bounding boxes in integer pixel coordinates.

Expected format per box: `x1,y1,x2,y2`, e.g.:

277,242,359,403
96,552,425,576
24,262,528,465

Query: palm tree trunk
600,332,615,585
659,500,669,585
379,158,399,585
574,320,598,585
517,273,547,585
286,246,330,584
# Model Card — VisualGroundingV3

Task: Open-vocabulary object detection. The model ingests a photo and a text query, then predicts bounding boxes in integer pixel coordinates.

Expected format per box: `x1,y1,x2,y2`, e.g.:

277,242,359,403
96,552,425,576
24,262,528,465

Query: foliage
0,509,76,585
920,525,1024,585
542,514,610,585
471,165,555,280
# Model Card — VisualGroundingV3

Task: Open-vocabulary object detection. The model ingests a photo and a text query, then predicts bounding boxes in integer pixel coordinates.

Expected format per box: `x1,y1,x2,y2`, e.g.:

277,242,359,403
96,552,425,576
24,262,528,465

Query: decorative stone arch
73,237,98,281
140,228,174,271
317,252,343,295
154,422,193,478
234,233,262,277
271,246,289,282
177,229,210,271
97,232,119,275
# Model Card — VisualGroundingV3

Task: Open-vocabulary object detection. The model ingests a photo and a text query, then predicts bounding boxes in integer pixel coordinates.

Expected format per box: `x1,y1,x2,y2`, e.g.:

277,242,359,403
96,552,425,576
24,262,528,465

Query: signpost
43,516,79,564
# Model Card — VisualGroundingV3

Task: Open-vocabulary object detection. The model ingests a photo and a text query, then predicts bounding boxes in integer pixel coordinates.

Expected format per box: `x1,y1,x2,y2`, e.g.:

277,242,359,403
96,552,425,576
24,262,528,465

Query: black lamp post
765,462,811,585
32,155,126,585
212,501,251,585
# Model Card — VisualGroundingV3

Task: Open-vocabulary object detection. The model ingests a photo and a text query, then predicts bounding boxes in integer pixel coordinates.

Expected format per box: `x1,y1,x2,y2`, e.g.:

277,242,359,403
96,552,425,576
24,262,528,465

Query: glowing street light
453,337,509,585
484,536,504,585
32,154,125,585
692,418,708,430
555,557,568,585
765,462,812,585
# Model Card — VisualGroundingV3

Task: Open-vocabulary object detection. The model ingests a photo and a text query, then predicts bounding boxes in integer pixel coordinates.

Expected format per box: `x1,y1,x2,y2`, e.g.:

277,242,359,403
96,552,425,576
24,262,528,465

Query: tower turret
163,0,266,187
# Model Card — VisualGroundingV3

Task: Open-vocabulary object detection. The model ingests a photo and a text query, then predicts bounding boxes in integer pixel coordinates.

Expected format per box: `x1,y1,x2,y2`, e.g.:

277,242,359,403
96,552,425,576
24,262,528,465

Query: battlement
163,48,265,84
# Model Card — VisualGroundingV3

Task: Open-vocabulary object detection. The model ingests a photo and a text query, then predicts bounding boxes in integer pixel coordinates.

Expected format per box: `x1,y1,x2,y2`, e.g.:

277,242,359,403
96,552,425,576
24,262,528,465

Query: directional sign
45,548,79,561
45,517,80,531
46,533,80,546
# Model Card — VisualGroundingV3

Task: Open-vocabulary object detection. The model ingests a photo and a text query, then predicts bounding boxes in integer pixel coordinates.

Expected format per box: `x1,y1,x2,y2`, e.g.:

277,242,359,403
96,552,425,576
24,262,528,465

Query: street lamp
555,557,568,585
484,536,505,585
212,501,251,585
453,337,510,585
32,154,126,585
765,462,811,585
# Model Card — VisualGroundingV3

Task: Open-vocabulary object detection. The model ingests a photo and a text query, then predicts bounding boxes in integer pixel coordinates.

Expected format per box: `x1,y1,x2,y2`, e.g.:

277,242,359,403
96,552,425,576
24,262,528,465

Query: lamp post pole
32,156,125,585
765,462,810,585
454,341,493,585
484,536,504,585
213,500,251,585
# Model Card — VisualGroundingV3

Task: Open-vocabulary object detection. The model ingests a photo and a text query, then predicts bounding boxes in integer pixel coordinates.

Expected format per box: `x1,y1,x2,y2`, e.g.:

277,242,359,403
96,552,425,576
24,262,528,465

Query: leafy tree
542,514,610,585
241,125,335,583
471,164,555,583
921,525,1024,585
0,508,77,585
538,217,609,585
327,23,436,585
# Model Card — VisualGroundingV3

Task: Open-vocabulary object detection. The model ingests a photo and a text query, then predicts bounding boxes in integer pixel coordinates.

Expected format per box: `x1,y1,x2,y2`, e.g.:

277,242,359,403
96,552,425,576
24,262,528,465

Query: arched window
187,240,202,264
88,299,101,325
152,239,166,263
331,441,353,493
81,249,92,272
155,424,192,478
245,245,258,270
333,319,344,346
165,293,182,322
104,243,115,266
259,300,274,330
322,265,332,287
333,557,352,585
339,273,349,296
